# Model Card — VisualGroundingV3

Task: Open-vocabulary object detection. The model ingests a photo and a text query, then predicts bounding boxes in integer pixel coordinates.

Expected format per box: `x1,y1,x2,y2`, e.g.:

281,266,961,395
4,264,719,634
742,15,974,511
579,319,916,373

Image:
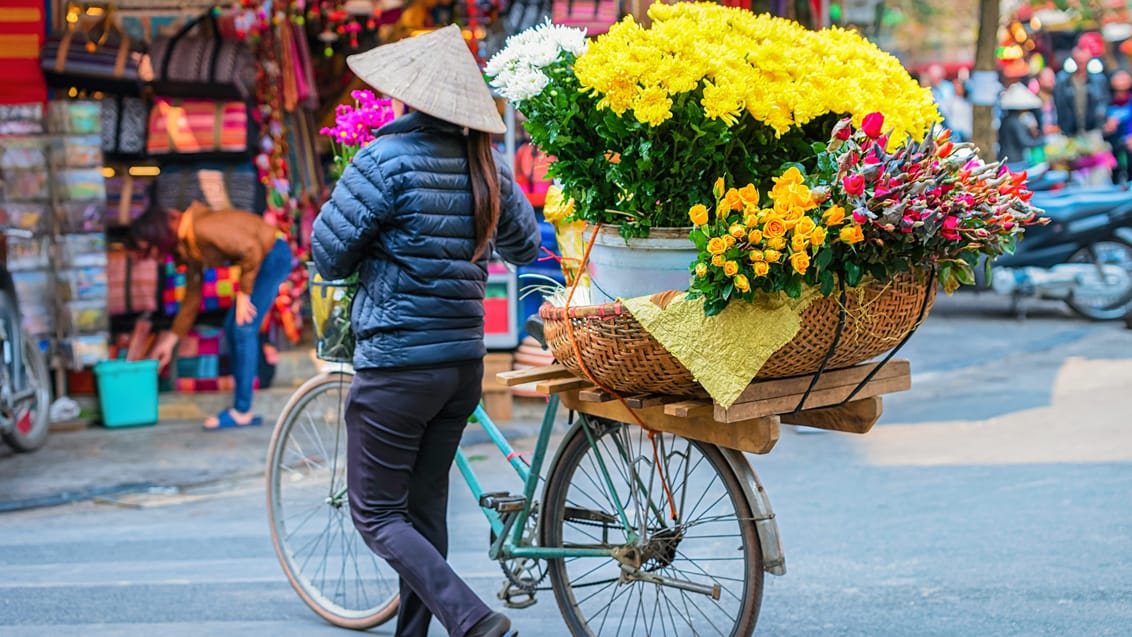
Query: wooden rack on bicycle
497,359,912,456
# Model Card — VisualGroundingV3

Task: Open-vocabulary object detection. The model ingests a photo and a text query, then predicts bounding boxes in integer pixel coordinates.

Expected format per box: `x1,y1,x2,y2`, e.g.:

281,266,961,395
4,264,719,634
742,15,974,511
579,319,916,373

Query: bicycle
266,317,784,635
0,225,51,453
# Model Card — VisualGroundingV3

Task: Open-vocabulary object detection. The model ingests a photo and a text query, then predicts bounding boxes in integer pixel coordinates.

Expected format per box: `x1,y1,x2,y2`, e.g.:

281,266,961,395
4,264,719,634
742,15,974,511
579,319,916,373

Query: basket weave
540,272,936,397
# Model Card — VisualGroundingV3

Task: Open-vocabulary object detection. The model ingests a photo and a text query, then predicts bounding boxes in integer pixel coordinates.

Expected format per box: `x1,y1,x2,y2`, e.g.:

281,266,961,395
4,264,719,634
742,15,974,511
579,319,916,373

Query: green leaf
820,270,836,296
983,256,994,285
784,276,802,298
723,282,734,300
845,262,863,287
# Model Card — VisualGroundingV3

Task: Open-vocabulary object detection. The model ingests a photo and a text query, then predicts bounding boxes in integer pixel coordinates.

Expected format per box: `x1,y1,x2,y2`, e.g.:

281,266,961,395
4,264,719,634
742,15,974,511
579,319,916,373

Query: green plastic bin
93,359,159,428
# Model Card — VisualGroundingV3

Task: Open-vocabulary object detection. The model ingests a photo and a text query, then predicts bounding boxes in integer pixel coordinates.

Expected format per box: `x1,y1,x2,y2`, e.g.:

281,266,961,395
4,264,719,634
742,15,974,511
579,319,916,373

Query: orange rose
763,218,787,238
725,188,745,211
730,223,747,239
695,262,708,277
768,236,786,250
764,249,782,263
753,261,771,277
749,250,765,262
791,233,810,253
747,229,763,243
795,216,817,236
723,234,736,248
711,254,726,267
734,273,750,292
738,184,760,208
810,226,829,247
723,260,739,276
707,237,727,255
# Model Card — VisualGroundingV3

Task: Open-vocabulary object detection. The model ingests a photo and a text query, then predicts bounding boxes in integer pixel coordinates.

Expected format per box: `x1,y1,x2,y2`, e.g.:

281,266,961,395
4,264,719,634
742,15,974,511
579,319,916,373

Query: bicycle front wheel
542,417,763,637
266,370,400,629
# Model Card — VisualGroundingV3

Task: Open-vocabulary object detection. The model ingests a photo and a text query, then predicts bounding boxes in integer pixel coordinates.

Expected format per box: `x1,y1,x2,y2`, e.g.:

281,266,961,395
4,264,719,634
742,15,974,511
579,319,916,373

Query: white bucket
583,225,698,304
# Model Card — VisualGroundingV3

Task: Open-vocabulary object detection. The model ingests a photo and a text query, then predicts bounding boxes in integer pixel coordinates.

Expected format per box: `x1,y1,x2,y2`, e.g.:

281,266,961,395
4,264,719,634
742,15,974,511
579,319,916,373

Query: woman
132,202,292,429
311,25,538,637
998,83,1046,171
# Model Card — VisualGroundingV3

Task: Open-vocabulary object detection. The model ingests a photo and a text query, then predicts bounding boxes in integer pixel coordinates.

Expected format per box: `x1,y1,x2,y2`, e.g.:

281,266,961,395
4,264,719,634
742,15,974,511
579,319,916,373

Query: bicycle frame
453,395,639,562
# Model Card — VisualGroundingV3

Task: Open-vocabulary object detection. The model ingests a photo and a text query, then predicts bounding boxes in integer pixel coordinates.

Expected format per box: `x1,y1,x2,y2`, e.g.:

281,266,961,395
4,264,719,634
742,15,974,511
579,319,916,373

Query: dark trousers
346,362,491,637
223,238,292,413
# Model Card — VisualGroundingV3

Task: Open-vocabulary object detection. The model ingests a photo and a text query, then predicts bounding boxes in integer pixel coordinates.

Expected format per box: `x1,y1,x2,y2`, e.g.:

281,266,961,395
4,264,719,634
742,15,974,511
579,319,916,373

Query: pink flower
941,216,961,240
861,112,885,138
843,174,866,195
852,209,869,224
832,118,853,140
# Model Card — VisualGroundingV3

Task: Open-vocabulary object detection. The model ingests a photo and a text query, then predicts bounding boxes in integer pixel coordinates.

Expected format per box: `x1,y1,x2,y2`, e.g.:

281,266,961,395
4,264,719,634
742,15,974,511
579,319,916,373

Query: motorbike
978,165,1132,320
0,226,51,452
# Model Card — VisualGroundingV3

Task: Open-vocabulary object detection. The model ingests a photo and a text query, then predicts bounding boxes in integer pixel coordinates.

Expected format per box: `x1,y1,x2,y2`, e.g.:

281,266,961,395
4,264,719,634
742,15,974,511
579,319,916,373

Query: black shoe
467,611,516,637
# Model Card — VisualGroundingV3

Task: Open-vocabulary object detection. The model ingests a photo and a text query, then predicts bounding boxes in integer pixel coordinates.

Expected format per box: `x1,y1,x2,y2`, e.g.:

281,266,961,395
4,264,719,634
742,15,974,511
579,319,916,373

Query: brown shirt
172,202,281,337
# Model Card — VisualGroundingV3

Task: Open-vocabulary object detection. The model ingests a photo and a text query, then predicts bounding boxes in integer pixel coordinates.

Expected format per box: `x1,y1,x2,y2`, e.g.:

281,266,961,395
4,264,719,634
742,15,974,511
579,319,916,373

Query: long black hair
467,129,501,261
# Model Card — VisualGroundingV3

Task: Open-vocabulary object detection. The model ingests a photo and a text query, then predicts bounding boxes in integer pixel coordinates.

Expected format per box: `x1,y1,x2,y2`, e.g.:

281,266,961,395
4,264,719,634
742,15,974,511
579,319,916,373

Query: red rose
833,118,853,140
861,112,885,138
843,174,866,195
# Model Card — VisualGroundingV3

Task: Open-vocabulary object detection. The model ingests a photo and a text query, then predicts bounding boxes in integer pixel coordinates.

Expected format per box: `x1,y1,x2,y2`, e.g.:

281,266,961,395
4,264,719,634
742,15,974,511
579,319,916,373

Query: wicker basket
540,271,937,397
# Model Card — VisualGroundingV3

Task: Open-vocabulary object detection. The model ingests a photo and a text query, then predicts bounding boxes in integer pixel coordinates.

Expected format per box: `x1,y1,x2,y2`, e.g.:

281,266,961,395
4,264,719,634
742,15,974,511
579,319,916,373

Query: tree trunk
971,0,1000,161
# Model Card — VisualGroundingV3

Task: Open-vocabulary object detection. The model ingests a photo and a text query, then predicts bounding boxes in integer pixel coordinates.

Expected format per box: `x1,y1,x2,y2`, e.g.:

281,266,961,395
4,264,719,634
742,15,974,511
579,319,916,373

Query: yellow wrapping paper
623,289,822,409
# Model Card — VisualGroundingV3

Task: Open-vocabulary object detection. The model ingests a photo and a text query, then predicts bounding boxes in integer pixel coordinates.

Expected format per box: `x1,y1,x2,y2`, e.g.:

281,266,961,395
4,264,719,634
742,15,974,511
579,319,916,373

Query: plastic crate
94,359,159,428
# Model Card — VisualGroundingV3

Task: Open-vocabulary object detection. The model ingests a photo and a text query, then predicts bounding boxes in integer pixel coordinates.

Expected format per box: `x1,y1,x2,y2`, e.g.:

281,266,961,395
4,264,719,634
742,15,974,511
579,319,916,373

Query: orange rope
562,223,681,523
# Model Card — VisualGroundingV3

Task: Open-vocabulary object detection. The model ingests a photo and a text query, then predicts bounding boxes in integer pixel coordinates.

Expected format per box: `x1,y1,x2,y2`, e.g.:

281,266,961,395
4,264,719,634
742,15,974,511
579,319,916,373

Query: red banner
0,1,46,105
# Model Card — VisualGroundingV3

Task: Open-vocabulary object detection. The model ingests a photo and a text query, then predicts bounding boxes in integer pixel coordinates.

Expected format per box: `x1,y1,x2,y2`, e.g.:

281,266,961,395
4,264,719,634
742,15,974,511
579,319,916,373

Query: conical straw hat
347,25,506,134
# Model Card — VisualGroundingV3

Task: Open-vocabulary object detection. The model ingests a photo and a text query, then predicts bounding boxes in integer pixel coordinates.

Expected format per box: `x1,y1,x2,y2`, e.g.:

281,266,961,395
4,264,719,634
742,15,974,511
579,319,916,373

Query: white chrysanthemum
496,66,550,102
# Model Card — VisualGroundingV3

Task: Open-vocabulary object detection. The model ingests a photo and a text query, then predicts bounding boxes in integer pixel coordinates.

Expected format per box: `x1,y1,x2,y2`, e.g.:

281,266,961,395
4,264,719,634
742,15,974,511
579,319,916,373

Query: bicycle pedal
479,493,527,513
498,583,537,610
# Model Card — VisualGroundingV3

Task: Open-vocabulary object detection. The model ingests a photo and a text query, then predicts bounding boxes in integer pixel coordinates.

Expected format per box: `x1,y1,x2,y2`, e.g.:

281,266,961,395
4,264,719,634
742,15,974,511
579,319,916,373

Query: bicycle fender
717,448,786,576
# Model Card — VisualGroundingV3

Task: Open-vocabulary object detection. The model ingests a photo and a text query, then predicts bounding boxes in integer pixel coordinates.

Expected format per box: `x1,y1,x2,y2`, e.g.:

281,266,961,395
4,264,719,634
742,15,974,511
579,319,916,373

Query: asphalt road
1,293,1130,636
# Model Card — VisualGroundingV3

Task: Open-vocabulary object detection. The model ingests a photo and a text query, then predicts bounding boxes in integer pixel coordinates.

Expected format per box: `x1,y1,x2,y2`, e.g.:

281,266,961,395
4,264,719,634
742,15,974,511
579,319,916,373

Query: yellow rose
737,184,760,208
745,214,760,228
753,261,771,277
707,237,727,254
689,204,710,226
725,188,745,211
791,233,810,253
724,234,736,248
773,166,805,188
729,223,747,239
810,226,828,247
839,225,865,245
711,254,726,267
695,262,708,277
768,236,786,250
749,250,765,262
723,260,739,277
795,216,817,236
747,229,763,243
790,251,811,275
763,218,787,238
713,177,726,198
823,205,846,227
764,249,782,263
734,273,750,292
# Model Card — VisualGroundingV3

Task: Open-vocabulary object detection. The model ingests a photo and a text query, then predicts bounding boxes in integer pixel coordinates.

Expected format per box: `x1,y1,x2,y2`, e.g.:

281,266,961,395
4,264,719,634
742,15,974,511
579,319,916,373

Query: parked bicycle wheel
266,370,399,629
1,333,51,452
541,417,763,636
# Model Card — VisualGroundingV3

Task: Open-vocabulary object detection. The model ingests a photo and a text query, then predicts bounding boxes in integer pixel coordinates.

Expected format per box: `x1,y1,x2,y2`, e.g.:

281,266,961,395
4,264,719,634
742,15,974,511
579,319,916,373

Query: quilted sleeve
493,154,541,266
311,146,392,281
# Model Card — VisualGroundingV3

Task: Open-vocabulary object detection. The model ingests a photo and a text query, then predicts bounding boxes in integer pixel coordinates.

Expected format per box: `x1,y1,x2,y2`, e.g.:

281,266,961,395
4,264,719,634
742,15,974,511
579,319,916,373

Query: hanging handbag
154,162,264,213
107,249,159,316
39,15,146,96
146,98,254,160
104,173,154,227
146,10,256,100
100,95,149,158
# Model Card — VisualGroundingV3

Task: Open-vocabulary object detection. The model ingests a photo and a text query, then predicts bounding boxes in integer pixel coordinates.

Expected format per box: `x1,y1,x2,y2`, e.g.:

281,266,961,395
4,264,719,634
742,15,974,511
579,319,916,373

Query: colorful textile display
162,258,240,315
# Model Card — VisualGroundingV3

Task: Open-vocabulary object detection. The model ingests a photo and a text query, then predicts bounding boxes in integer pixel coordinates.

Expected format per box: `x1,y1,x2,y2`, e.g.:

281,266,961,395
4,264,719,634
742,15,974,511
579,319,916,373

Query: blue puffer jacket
311,112,540,370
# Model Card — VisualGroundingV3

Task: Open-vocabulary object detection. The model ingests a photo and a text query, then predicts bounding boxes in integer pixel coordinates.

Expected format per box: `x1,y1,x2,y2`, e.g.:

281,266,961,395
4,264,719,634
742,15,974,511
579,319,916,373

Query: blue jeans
224,239,292,413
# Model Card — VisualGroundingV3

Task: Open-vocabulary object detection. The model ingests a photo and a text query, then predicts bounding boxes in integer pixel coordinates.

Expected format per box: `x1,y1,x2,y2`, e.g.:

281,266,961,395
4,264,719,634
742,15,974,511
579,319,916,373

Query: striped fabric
146,99,248,156
551,0,621,36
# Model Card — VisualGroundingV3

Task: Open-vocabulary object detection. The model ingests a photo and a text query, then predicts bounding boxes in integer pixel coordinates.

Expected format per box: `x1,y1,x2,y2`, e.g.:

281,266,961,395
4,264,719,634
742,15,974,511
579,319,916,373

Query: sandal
203,410,263,431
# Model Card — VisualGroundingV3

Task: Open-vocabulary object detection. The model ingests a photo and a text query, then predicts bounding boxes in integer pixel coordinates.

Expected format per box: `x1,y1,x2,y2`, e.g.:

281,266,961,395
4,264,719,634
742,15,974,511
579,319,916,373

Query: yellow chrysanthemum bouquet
488,1,940,239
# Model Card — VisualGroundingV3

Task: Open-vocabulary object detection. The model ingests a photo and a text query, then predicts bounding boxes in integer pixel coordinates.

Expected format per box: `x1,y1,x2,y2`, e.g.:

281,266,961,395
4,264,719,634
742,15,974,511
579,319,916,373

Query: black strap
124,254,134,313
159,10,219,82
114,95,125,154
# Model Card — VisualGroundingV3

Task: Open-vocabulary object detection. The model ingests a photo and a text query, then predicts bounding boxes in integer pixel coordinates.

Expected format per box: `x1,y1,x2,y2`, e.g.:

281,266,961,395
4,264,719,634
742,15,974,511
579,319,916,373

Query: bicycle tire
2,333,51,453
541,417,763,637
266,370,400,629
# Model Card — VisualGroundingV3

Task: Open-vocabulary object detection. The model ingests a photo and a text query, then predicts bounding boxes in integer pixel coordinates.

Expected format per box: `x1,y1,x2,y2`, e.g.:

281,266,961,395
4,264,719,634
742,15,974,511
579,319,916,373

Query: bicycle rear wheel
266,370,399,629
2,333,51,452
541,417,763,636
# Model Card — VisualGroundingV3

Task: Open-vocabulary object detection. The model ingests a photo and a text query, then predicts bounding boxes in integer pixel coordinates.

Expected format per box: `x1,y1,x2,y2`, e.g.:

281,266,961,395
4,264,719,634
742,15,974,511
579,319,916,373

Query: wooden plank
497,364,572,387
536,376,594,395
561,391,780,455
578,388,616,403
715,375,909,423
780,397,883,434
624,394,669,409
729,359,910,405
664,400,715,418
